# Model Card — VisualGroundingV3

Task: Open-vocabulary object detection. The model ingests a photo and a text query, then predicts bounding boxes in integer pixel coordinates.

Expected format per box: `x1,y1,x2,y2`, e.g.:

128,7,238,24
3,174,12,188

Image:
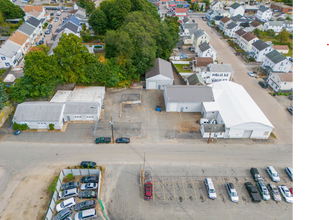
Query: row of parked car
54,161,100,220
204,166,293,203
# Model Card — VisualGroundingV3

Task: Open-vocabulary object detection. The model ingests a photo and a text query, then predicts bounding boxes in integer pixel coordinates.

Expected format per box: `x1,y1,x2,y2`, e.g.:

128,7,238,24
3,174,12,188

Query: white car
226,183,239,202
204,178,217,199
248,71,254,77
278,185,293,203
58,188,79,200
266,166,280,182
56,198,76,212
285,167,293,181
75,208,97,220
22,0,28,3
256,181,271,201
81,183,98,191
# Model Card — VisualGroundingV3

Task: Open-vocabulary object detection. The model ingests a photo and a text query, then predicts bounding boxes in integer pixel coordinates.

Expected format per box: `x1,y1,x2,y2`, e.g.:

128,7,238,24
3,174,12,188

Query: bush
81,35,105,43
13,122,29,130
48,175,59,194
67,173,73,179
100,166,102,171
49,123,54,130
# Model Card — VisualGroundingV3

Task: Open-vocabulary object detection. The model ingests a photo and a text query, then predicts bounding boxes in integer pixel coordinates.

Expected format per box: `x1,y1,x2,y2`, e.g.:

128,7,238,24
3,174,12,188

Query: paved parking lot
103,164,293,220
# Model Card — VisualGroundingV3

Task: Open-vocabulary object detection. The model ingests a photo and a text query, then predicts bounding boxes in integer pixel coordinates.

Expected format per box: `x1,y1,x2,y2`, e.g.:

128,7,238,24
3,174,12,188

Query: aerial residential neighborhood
0,0,302,219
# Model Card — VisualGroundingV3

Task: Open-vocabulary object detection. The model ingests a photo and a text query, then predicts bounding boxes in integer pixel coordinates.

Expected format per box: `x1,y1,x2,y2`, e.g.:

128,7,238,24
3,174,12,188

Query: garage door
148,81,156,90
242,130,253,138
169,103,177,112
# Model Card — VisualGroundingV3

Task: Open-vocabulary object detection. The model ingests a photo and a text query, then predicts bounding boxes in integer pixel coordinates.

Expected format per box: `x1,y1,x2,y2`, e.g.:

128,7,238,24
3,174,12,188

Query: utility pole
207,118,215,144
109,112,114,143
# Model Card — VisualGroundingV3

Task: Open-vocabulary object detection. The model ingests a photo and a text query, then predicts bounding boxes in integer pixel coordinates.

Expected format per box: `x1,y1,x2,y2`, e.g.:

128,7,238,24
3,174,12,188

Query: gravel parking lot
103,164,293,220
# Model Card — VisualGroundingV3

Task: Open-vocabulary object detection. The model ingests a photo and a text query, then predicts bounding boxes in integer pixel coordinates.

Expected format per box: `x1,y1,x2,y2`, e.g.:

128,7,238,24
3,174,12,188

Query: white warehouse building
202,82,274,139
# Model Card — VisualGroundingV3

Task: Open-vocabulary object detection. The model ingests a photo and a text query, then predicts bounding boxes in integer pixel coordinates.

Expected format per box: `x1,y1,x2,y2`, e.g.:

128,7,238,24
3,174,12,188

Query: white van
204,178,217,199
57,11,61,16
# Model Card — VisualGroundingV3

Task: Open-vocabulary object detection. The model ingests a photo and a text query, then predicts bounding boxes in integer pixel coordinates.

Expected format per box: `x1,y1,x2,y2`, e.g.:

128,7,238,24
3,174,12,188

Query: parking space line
181,177,187,201
162,176,165,201
152,175,155,201
229,176,233,183
190,177,198,202
219,176,224,184
172,176,176,201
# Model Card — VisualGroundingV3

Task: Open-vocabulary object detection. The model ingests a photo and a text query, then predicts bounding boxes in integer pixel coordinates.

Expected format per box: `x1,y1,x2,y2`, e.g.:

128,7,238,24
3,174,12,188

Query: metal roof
258,6,270,12
265,50,286,64
207,63,234,73
202,123,225,132
145,58,174,80
67,86,105,103
64,102,99,114
0,41,21,58
165,85,214,102
226,22,237,29
50,90,72,102
230,2,241,9
187,73,206,85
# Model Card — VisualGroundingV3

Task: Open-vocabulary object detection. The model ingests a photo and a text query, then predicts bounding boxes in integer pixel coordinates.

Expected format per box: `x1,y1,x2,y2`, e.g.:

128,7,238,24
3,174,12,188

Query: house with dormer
197,42,217,62
239,32,258,52
256,6,272,22
224,22,239,38
262,50,292,73
192,29,210,50
218,17,232,32
234,28,246,44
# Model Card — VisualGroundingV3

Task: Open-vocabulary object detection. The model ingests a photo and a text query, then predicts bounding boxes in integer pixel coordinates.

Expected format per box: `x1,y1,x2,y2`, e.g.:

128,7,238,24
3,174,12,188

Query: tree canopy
0,0,25,20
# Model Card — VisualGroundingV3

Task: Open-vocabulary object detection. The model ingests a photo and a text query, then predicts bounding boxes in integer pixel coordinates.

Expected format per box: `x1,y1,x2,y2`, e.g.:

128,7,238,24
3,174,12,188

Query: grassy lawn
259,37,293,57
174,64,192,73
0,69,7,75
94,52,106,59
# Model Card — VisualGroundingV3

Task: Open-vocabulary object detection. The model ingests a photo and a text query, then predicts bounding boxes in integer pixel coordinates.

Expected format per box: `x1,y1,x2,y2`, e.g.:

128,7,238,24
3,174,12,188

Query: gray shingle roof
183,23,198,30
63,22,79,33
268,21,284,27
252,39,270,51
165,85,214,102
14,102,65,122
25,17,41,27
187,73,206,85
145,58,174,80
17,22,35,36
0,40,21,58
199,42,210,52
183,17,189,23
226,22,237,29
230,2,241,9
207,63,234,73
265,50,287,64
258,6,270,12
194,29,205,39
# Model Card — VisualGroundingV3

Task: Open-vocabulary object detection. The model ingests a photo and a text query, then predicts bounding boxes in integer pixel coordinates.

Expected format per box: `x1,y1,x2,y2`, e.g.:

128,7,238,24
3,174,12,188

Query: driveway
194,17,292,144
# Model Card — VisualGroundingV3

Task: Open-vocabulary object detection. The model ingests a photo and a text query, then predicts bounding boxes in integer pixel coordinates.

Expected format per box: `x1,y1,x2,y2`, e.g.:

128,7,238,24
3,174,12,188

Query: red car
289,188,296,197
145,182,152,200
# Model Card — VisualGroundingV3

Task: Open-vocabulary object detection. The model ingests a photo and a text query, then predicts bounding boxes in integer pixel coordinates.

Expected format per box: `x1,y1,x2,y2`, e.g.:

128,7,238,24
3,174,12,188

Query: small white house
197,42,217,62
233,28,246,44
229,2,245,17
224,22,240,38
267,72,293,93
146,58,174,90
192,29,210,50
217,9,231,18
210,0,223,13
256,6,272,22
262,50,292,73
250,39,273,62
264,21,284,33
199,63,234,83
0,41,22,68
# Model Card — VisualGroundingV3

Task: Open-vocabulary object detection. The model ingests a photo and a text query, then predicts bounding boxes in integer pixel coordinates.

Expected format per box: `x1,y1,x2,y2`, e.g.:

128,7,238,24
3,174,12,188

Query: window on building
263,131,269,136
86,115,93,119
1,57,6,60
74,115,82,119
5,63,10,66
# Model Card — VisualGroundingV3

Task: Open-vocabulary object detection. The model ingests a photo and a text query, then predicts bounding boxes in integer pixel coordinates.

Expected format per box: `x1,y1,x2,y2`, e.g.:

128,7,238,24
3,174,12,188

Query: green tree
202,0,210,7
200,4,204,11
0,0,25,19
0,81,9,111
266,29,276,38
252,28,262,38
100,0,132,30
286,16,292,21
88,9,107,35
276,29,289,44
84,61,120,87
77,0,95,14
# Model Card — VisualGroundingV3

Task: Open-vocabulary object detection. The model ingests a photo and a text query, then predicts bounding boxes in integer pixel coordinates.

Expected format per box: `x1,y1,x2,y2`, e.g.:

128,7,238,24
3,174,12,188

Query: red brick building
270,3,293,13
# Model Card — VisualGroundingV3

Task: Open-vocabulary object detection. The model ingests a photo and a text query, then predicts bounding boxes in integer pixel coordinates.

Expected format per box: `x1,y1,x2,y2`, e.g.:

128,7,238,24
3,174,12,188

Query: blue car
13,129,21,135
180,54,188,59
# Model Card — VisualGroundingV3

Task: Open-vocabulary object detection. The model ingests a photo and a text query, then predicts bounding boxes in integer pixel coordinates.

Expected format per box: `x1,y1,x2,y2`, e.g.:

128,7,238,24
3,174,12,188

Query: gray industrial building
145,58,174,90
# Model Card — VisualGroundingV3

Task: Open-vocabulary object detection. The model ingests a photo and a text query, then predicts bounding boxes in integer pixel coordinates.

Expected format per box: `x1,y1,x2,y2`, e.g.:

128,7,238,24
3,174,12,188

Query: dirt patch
174,121,199,133
200,195,204,203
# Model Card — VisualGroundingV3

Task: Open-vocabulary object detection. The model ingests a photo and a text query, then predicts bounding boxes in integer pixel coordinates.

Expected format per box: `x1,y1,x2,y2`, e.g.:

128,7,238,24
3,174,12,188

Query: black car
61,181,79,190
250,167,263,182
53,207,72,220
258,81,268,88
288,95,293,100
80,161,97,169
287,107,293,115
115,137,130,143
78,191,97,199
245,182,261,203
81,176,99,183
75,200,96,211
13,129,21,135
50,12,54,16
38,40,44,45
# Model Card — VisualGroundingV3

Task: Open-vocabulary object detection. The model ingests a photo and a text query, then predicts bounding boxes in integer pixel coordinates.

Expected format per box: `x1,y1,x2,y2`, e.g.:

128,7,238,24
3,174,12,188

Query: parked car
48,24,53,29
80,183,98,191
55,17,59,22
13,129,21,135
248,71,254,77
63,16,67,20
75,200,96,211
53,207,72,220
50,12,54,16
192,19,195,23
145,182,152,200
285,167,293,181
225,183,239,202
61,182,80,190
258,81,268,88
204,178,216,199
267,183,281,202
45,29,50,34
266,166,280,182
256,181,271,201
81,176,98,183
22,0,28,3
289,188,293,195
250,167,263,182
244,182,261,203
115,137,130,143
78,191,97,199
202,17,206,21
57,12,61,16
180,53,188,59
288,95,293,100
188,10,193,13
278,185,293,203
74,208,97,220
58,188,79,200
95,137,111,144
287,107,293,115
80,161,97,169
38,40,44,45
56,198,76,212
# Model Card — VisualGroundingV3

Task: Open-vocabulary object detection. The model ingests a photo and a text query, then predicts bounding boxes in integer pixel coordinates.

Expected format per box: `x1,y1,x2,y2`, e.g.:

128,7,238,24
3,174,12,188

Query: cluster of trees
252,29,292,44
0,82,9,111
0,0,25,21
76,0,96,14
89,0,180,81
10,34,120,102
273,0,293,6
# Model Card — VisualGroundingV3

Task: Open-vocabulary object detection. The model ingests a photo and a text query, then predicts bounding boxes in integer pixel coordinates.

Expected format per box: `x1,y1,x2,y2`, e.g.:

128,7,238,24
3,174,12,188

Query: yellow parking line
172,176,176,201
190,177,198,202
181,177,187,201
229,176,233,183
152,175,155,201
219,176,224,184
162,177,165,201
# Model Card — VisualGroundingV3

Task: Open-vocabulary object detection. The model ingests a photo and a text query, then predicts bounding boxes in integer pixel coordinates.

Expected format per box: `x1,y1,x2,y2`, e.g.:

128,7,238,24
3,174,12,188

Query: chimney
221,62,223,64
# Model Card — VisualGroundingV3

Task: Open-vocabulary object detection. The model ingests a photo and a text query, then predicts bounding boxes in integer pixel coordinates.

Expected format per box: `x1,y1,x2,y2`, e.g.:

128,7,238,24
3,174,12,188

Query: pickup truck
95,137,111,144
245,182,261,203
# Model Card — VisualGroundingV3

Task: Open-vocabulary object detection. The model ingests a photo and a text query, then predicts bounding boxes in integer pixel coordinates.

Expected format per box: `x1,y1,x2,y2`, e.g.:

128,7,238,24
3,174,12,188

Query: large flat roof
50,90,72,102
68,86,105,103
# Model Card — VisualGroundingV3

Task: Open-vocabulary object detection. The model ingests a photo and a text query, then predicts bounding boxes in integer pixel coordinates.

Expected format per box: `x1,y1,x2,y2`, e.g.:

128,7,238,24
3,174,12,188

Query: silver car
267,183,281,202
80,183,98,191
256,181,270,201
225,183,239,202
285,167,293,181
